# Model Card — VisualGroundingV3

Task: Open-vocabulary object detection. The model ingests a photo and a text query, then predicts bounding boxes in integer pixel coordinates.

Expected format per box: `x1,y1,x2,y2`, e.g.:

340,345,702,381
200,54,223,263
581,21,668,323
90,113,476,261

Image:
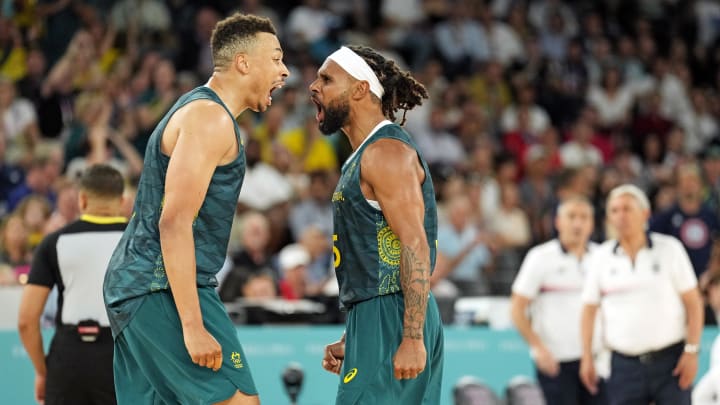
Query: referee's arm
18,232,57,403
18,284,52,400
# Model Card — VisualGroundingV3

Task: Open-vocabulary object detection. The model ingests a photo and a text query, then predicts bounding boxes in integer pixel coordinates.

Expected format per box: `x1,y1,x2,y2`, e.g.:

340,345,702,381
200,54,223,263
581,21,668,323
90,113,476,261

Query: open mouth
311,97,324,122
268,82,284,105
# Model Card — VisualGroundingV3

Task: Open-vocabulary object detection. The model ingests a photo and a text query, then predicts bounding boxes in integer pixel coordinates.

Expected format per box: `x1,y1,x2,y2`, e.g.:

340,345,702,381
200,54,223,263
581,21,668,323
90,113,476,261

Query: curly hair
347,45,428,125
211,13,277,69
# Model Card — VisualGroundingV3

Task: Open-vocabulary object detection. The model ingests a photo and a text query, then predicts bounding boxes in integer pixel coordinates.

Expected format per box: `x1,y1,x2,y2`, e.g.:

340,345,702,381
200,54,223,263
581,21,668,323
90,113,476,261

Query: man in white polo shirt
580,184,704,405
511,196,607,405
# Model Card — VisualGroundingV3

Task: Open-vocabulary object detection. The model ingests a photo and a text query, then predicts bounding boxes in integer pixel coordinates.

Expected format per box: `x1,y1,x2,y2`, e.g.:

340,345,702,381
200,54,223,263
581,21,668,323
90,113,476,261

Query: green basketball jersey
332,121,438,309
104,86,245,336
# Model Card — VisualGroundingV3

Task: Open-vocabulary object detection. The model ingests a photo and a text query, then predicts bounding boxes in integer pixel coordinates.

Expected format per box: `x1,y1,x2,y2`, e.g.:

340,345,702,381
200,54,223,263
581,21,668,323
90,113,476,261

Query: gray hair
607,184,650,211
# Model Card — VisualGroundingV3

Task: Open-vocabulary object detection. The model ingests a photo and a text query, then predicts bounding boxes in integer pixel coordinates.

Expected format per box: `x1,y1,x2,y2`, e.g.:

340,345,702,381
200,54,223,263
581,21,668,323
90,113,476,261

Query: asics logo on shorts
343,368,358,383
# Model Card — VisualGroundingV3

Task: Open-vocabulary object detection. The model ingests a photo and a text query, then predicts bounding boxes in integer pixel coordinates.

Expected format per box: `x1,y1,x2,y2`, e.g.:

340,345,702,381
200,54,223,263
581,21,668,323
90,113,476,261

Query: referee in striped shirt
18,164,126,405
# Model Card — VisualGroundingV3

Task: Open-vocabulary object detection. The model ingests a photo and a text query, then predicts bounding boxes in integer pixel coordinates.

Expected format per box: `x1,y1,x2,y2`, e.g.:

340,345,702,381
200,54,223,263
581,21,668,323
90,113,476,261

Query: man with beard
311,45,443,404
103,14,288,405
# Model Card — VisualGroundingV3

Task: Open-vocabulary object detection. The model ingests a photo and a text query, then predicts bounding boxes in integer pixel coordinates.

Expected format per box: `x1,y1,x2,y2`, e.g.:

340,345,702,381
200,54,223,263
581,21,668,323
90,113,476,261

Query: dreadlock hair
346,45,428,125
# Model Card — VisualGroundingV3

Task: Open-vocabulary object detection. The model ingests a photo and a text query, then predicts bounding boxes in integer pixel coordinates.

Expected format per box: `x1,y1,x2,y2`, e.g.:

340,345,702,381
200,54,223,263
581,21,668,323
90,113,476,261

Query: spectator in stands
560,120,603,169
7,156,56,212
130,57,178,155
511,196,606,405
174,6,220,78
433,194,492,297
241,271,278,300
487,182,531,294
587,66,637,131
289,170,333,241
519,145,555,243
501,84,550,136
221,211,274,302
298,225,333,297
43,179,79,235
580,185,703,405
681,88,718,155
63,93,143,181
277,243,310,300
0,213,31,283
433,0,489,79
279,114,339,173
0,76,40,162
0,130,24,215
15,194,51,249
651,163,720,278
414,106,466,168
17,164,125,405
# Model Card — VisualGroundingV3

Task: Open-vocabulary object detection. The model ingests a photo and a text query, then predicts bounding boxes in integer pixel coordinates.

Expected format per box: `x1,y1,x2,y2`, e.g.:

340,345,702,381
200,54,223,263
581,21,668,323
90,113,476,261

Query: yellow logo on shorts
343,368,358,383
231,352,243,369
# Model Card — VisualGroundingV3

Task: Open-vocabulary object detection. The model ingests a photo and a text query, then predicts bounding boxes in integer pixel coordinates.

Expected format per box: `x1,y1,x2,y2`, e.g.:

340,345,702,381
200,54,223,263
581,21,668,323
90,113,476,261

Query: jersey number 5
333,234,341,268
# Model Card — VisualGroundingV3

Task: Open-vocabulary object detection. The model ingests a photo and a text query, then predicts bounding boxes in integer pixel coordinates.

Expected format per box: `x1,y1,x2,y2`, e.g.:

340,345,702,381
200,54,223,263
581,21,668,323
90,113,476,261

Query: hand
393,338,426,380
673,352,698,389
183,326,222,371
322,339,345,375
34,373,45,404
532,345,559,377
579,354,598,394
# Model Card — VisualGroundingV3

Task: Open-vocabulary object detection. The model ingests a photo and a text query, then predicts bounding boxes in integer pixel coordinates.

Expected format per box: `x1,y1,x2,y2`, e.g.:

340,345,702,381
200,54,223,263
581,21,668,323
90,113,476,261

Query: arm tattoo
400,244,430,339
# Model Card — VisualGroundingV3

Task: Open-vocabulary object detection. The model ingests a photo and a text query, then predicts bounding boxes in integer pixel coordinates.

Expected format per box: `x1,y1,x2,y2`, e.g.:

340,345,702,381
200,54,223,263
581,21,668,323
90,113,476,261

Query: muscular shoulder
164,99,237,158
172,100,236,136
362,138,417,173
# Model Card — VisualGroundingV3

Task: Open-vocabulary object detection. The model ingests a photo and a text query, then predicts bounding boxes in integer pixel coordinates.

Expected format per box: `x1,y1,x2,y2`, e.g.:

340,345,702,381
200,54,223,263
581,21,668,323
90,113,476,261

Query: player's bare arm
159,101,238,372
361,138,430,380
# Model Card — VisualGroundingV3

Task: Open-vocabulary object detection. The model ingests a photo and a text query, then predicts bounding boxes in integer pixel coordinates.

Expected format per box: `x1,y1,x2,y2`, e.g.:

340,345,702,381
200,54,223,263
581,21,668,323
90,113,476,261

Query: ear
235,53,250,74
78,191,88,211
350,80,370,100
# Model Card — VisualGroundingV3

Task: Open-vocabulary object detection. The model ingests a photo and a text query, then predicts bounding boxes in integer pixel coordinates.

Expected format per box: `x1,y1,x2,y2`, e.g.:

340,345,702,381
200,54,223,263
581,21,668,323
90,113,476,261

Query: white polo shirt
512,239,601,361
582,232,697,356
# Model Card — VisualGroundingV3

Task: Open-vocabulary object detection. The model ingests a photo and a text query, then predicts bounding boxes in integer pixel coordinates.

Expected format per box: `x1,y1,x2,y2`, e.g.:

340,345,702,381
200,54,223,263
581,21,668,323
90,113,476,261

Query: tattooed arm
361,138,431,380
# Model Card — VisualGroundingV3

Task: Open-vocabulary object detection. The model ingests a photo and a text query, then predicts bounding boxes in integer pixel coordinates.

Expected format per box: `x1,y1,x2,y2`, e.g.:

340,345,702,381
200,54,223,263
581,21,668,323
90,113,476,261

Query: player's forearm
580,304,597,358
159,218,203,329
17,321,46,376
399,240,430,340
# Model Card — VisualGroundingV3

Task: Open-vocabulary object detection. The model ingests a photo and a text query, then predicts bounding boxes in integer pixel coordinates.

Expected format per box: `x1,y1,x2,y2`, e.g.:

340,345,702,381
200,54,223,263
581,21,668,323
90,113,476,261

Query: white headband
327,46,384,99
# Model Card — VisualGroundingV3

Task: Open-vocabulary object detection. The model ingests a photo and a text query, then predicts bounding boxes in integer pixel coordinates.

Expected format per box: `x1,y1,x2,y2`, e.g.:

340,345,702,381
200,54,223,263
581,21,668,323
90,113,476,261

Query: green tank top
104,86,244,335
332,122,437,309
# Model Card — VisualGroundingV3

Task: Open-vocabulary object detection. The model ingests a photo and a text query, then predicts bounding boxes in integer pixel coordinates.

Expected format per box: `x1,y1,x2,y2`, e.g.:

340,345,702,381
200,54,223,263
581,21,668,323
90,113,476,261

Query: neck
82,201,123,218
206,73,248,117
559,238,586,258
619,231,646,258
679,196,700,214
342,108,387,150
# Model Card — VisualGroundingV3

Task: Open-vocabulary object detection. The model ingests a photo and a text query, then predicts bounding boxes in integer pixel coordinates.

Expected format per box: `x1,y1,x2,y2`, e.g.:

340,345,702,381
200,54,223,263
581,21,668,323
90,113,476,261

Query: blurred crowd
1,0,720,318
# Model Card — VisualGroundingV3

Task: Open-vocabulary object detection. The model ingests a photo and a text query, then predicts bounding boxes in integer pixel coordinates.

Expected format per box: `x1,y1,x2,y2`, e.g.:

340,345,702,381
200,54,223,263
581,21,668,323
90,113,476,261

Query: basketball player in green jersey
311,45,443,404
103,14,288,405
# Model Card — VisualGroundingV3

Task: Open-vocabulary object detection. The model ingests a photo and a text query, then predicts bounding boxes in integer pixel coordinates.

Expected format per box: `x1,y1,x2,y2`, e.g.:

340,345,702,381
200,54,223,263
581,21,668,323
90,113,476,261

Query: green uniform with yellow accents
332,121,443,405
103,86,257,404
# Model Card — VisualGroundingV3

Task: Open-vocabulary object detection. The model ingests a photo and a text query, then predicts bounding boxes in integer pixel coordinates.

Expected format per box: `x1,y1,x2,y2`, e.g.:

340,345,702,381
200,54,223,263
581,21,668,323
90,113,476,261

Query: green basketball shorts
113,287,257,404
336,292,444,405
